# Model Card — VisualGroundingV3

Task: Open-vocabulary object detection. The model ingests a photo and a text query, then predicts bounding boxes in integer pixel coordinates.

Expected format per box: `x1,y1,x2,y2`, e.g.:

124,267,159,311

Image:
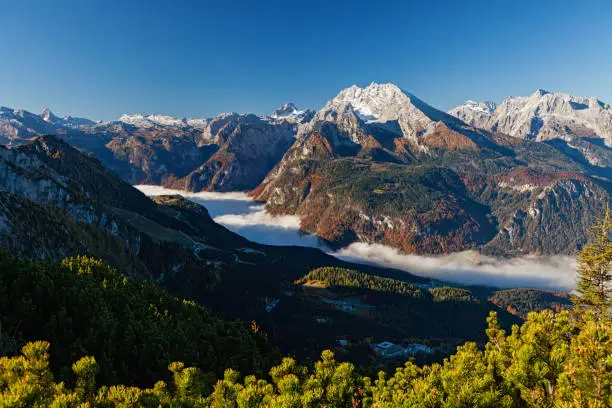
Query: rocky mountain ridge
255,84,612,255
2,84,611,256
0,104,312,190
450,89,612,147
0,135,529,363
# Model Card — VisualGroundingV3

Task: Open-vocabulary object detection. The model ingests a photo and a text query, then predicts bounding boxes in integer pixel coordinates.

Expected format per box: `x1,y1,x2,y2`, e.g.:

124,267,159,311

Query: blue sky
1,0,611,120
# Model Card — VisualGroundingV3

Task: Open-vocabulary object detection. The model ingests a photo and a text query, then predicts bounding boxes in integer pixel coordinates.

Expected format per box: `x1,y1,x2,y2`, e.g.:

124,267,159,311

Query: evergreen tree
573,207,612,317
1,309,610,407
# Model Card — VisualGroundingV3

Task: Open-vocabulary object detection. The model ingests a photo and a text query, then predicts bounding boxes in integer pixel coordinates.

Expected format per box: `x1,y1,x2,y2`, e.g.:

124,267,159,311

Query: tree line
302,267,424,298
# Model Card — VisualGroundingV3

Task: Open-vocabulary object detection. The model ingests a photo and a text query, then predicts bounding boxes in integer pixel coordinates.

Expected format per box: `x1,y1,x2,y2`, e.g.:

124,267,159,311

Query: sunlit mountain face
2,83,611,262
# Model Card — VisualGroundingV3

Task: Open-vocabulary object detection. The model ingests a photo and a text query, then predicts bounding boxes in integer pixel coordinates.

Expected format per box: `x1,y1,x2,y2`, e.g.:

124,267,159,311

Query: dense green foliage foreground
1,310,609,407
0,253,274,389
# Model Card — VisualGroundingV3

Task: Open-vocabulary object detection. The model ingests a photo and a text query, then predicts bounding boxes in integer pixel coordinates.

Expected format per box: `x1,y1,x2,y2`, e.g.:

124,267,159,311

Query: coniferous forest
1,301,609,407
1,211,611,407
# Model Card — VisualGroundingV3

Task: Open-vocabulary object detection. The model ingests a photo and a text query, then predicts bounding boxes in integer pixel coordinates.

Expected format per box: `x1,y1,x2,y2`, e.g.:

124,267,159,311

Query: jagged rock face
102,130,215,185
0,138,147,270
99,112,300,191
41,107,95,128
255,85,612,256
20,136,160,215
170,115,297,191
270,103,315,123
0,145,70,204
119,113,207,129
0,136,264,280
40,107,60,123
478,171,610,255
449,101,497,127
297,82,464,149
0,106,307,191
449,90,612,147
298,104,371,148
74,117,221,186
0,107,57,144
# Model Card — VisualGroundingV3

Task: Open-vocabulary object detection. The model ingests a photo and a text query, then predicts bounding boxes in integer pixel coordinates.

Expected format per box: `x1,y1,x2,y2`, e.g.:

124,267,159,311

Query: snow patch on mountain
449,90,612,146
41,108,60,123
271,103,303,119
119,113,208,129
300,82,460,145
464,100,497,114
270,103,314,123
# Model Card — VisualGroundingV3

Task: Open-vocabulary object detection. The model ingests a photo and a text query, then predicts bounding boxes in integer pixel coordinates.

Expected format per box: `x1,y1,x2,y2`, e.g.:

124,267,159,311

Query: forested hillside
0,208,610,407
0,135,546,369
1,310,609,407
0,136,609,407
0,252,275,389
489,288,572,318
301,267,424,297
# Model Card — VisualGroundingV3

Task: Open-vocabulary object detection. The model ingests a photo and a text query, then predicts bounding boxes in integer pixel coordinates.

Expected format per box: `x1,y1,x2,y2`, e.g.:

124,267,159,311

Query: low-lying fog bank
136,185,576,291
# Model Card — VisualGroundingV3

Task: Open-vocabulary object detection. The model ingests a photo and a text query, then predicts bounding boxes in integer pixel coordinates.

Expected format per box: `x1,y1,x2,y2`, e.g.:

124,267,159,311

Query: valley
136,185,577,291
2,83,610,261
1,83,607,367
0,134,573,370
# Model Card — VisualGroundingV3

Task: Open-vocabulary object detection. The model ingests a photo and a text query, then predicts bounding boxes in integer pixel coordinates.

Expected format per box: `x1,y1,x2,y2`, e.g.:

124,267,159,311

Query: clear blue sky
1,0,611,120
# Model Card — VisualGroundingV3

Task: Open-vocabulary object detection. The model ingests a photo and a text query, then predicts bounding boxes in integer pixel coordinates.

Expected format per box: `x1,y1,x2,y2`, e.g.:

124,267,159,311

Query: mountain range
0,134,538,364
256,84,611,255
1,83,611,257
450,90,612,175
0,82,601,366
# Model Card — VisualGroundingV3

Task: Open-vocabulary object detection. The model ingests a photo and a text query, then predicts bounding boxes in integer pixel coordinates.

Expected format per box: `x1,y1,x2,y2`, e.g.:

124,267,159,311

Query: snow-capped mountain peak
185,118,208,128
464,100,497,113
328,82,413,122
118,113,207,129
271,103,303,118
327,82,457,124
270,103,314,123
272,103,298,116
37,108,95,128
41,108,59,123
449,90,612,147
532,89,550,97
303,82,459,145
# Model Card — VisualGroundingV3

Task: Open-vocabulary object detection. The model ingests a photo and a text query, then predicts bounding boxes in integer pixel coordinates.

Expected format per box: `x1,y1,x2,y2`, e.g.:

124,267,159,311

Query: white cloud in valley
136,185,321,247
136,185,577,291
333,243,576,291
